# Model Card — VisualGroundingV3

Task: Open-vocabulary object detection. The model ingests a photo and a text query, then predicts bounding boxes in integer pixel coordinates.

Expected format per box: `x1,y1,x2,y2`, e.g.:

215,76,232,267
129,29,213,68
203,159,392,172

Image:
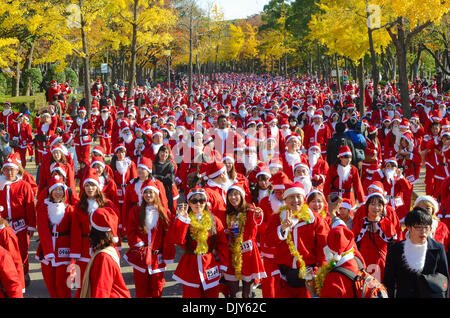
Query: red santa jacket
265,208,330,279
70,200,120,263
84,246,131,298
0,245,23,298
382,175,413,222
170,212,229,291
204,180,228,226
319,256,361,298
0,223,25,290
96,115,113,139
323,164,366,208
70,118,95,146
303,123,332,155
124,205,175,274
36,200,74,266
0,178,36,234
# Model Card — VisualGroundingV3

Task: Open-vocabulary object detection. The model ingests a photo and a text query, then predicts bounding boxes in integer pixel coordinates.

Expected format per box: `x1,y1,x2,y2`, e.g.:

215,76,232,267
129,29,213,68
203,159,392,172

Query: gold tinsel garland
314,248,355,297
188,210,212,255
227,211,247,280
277,204,312,279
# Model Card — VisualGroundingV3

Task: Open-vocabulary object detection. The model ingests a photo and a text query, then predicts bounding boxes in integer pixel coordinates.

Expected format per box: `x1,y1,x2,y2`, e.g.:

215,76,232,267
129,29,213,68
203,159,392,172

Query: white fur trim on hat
48,182,68,193
141,185,160,196
137,163,152,174
90,211,111,233
414,195,439,213
208,166,226,180
228,185,246,198
83,178,101,189
283,186,306,199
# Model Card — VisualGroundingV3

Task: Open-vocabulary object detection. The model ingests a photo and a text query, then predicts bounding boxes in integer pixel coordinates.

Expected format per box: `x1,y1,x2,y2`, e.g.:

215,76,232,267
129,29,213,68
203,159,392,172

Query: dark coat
383,237,449,298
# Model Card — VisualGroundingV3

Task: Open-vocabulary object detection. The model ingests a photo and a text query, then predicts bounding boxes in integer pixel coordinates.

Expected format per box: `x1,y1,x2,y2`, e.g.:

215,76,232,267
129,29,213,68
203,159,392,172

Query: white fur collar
145,206,159,231
403,233,427,272
45,199,66,225
87,199,99,215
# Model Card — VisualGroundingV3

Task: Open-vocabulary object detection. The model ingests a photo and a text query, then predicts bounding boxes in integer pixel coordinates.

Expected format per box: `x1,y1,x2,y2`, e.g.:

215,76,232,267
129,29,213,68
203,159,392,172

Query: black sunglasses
189,198,206,205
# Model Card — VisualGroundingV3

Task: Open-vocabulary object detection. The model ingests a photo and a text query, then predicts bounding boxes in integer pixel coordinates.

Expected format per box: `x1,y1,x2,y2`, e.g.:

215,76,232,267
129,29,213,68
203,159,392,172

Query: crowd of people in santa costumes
0,72,448,299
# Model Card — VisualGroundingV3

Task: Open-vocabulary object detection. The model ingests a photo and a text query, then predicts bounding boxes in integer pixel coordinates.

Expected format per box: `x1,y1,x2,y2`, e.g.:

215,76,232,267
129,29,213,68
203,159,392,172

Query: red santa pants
16,230,30,276
15,148,28,168
75,144,90,164
99,137,112,156
133,269,165,298
260,257,279,298
40,262,72,298
182,284,220,298
275,277,311,298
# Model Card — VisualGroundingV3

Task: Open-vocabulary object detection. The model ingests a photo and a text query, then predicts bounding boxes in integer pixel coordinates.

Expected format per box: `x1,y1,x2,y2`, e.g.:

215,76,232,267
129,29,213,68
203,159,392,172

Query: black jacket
326,133,357,167
383,237,449,298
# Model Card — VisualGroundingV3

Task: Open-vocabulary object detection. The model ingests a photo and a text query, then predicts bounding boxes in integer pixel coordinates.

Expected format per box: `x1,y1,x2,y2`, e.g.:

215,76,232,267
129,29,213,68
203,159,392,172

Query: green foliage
44,64,65,87
22,67,43,94
0,72,11,95
64,67,79,88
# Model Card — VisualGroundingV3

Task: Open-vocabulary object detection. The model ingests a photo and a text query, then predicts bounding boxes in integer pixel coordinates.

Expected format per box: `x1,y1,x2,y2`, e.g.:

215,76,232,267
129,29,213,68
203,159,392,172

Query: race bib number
82,136,90,142
394,197,404,208
406,175,415,183
117,189,123,197
205,266,219,281
241,240,253,253
157,253,163,264
12,219,26,232
58,248,70,258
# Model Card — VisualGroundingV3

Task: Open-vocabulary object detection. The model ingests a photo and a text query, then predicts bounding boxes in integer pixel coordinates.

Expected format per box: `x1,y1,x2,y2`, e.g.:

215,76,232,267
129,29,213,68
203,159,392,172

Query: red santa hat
120,119,131,133
90,156,106,169
308,142,321,152
222,153,235,164
48,174,67,193
206,161,227,180
62,132,74,145
400,131,414,145
326,225,355,260
90,207,119,244
140,179,160,196
49,135,63,148
382,115,391,123
368,125,378,135
399,118,410,130
227,182,246,199
92,145,106,158
268,157,283,170
78,106,87,114
266,115,277,126
137,156,153,174
365,187,388,204
414,195,439,214
114,143,126,154
255,162,271,179
186,186,207,202
384,157,398,167
270,171,292,190
283,182,306,199
340,198,353,211
50,162,68,179
83,167,102,189
285,133,301,144
337,145,352,158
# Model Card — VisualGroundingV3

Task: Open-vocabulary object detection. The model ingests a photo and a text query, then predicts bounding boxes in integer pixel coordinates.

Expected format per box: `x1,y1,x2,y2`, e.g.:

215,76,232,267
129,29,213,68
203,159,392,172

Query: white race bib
58,248,70,258
205,266,219,281
241,240,253,253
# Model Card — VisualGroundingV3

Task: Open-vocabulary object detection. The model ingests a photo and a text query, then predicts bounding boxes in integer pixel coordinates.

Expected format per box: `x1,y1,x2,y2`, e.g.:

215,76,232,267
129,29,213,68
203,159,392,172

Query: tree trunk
12,59,20,97
357,58,366,116
79,0,91,115
24,40,36,96
335,54,341,92
127,0,139,100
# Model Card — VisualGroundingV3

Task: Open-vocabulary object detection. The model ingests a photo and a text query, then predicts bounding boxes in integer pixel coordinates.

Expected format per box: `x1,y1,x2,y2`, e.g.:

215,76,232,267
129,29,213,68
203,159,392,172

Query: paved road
21,152,427,298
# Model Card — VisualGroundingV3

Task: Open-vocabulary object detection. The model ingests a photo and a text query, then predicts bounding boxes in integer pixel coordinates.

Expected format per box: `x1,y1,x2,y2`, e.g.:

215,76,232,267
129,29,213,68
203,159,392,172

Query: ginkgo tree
107,0,176,99
371,0,449,117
